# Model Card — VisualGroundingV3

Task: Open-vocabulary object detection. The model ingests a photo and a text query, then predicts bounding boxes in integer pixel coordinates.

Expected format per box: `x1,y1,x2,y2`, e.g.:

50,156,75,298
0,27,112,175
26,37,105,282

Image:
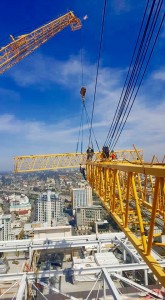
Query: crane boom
14,149,143,172
0,11,81,74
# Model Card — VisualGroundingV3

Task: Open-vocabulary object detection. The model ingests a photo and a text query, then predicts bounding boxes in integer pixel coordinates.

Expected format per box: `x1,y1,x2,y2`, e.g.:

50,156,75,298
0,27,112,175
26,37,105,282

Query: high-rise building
76,206,103,227
35,190,63,227
0,214,12,241
72,185,93,210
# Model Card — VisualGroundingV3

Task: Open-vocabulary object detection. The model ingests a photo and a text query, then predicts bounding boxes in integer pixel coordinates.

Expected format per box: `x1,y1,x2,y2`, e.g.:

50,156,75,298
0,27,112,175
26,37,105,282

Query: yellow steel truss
14,149,143,172
14,148,165,286
0,11,81,74
86,160,165,286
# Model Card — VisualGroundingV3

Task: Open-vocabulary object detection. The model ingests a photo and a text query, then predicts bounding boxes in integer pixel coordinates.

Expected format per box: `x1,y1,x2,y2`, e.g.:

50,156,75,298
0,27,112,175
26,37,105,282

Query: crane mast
0,11,81,74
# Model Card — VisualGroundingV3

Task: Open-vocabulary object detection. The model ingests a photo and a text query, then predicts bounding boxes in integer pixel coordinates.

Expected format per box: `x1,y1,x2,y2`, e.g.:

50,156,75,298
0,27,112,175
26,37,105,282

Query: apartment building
72,185,93,210
35,190,63,227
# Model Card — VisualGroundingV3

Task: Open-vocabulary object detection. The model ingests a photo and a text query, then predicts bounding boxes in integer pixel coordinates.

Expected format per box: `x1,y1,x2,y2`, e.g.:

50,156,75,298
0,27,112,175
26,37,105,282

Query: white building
76,206,103,227
0,214,12,241
9,194,31,220
72,185,93,210
36,190,63,227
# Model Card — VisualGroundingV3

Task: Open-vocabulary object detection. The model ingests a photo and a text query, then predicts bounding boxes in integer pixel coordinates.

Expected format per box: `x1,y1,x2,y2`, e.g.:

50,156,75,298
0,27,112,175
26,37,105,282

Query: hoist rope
105,0,157,148
109,0,161,149
76,104,84,153
80,28,84,86
77,21,100,153
76,27,85,154
111,11,165,150
104,0,164,149
88,0,107,147
104,0,150,147
81,106,84,153
83,101,100,151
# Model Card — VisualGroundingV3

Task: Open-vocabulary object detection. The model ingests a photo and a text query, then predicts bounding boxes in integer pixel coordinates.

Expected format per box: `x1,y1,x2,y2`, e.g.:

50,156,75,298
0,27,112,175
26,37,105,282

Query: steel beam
111,273,163,299
0,232,125,252
1,261,165,282
102,268,122,300
16,275,27,300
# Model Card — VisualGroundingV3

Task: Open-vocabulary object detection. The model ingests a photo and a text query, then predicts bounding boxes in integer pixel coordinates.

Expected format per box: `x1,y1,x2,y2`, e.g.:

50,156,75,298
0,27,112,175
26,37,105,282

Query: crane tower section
0,11,81,74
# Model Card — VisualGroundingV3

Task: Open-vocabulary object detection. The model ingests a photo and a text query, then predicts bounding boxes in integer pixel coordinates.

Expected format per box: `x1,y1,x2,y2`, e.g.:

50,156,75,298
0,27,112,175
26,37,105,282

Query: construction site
0,0,165,299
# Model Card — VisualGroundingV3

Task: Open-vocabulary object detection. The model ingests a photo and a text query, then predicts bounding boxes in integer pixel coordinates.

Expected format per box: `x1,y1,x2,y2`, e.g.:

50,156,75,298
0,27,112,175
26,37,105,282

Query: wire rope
104,0,150,147
88,0,107,147
76,104,84,153
104,0,164,149
106,0,157,147
83,101,100,151
81,106,84,153
80,28,84,86
109,0,163,149
78,21,100,152
111,11,165,149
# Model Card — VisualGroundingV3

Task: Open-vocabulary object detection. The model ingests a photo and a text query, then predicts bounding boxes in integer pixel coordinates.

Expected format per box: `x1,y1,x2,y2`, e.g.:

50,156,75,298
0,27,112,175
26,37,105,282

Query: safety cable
104,0,150,147
106,0,157,148
111,11,165,150
88,0,107,147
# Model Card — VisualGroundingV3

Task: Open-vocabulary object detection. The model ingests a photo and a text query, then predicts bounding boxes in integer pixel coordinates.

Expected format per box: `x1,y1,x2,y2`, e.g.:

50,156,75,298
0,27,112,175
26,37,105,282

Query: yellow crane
1,9,165,287
0,11,81,74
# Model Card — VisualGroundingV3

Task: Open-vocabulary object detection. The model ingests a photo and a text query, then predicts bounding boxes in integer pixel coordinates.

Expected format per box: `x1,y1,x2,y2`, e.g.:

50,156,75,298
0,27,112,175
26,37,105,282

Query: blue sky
0,0,164,170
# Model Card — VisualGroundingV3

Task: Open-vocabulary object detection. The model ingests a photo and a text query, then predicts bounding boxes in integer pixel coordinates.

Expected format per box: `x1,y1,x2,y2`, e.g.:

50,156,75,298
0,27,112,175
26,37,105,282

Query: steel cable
109,0,163,148
104,0,164,149
111,11,165,150
106,0,157,147
104,0,150,147
88,0,107,147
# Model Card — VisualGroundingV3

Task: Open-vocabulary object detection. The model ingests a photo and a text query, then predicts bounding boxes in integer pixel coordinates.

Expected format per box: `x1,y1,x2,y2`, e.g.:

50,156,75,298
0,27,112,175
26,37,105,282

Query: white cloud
7,53,83,89
1,55,165,170
110,0,131,14
0,88,20,102
152,69,165,81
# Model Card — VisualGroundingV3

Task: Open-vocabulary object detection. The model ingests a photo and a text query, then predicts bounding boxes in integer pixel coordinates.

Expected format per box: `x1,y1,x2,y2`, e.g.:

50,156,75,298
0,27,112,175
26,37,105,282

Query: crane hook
80,86,86,101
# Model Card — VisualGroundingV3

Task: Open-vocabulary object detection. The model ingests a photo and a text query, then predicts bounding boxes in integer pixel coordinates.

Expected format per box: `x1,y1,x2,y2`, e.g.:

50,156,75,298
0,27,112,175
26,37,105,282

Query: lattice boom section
14,153,87,172
14,149,143,172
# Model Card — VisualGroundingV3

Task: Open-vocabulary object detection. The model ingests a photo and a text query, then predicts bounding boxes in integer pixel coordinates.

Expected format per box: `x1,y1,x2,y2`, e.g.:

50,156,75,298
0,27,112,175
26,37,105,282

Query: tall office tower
0,214,12,241
36,190,63,227
72,185,93,210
